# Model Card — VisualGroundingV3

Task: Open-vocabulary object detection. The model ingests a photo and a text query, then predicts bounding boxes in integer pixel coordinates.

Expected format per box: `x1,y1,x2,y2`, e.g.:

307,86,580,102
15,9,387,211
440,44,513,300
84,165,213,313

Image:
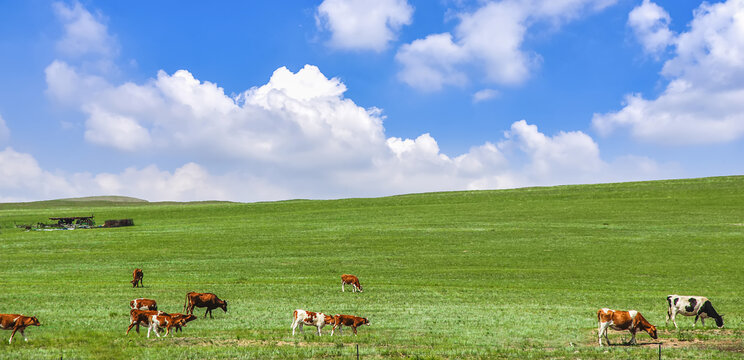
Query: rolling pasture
0,176,743,359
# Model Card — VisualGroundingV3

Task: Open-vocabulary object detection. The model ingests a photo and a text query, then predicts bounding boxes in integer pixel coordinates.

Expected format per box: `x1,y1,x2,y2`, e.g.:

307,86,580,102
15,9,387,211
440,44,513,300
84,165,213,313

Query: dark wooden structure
47,216,95,228
104,219,134,228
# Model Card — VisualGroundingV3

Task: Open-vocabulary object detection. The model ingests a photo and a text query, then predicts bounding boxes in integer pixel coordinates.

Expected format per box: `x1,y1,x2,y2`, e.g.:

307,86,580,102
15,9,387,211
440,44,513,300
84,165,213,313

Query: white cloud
52,1,117,58
396,0,617,91
628,0,674,57
595,0,744,145
473,88,500,102
317,0,413,52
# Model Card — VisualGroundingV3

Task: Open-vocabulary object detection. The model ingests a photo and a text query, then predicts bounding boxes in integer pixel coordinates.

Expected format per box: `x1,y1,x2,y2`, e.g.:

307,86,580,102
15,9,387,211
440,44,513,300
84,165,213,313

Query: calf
183,292,227,318
130,298,157,311
341,274,363,293
167,313,198,333
291,309,333,336
0,314,41,344
666,295,724,328
147,313,186,338
131,268,143,288
330,314,370,336
597,308,657,347
126,309,166,335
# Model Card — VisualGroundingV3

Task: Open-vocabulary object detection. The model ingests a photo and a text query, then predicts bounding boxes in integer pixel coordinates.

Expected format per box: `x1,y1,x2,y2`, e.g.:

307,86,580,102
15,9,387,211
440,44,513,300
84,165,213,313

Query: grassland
0,176,743,359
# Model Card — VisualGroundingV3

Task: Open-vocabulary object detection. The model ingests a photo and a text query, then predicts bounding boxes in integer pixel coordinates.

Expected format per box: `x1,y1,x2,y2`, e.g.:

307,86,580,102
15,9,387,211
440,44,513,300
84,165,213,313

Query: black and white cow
666,295,724,328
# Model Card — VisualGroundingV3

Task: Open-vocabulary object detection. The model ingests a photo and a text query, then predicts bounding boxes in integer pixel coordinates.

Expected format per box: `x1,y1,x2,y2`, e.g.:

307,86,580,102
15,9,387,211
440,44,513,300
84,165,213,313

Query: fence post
658,342,661,360
357,344,359,360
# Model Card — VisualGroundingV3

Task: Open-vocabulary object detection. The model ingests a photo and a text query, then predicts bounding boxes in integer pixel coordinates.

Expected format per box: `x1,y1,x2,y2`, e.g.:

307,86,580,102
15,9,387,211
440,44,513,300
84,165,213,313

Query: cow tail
183,294,189,312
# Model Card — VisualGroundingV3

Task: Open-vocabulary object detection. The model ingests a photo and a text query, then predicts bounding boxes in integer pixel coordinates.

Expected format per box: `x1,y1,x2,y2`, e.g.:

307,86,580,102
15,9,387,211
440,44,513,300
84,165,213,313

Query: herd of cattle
0,270,371,343
0,268,727,346
597,295,725,346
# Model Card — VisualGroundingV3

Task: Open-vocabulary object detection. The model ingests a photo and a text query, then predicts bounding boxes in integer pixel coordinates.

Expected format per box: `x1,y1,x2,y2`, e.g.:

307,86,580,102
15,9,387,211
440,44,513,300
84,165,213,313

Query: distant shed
104,219,134,228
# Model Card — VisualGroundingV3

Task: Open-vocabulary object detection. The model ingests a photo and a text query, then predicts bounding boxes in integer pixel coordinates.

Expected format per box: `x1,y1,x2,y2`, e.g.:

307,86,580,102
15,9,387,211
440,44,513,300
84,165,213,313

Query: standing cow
183,292,227,318
0,314,41,344
597,308,657,347
131,268,143,288
341,274,363,293
330,314,370,336
666,295,724,328
291,309,333,336
130,298,157,311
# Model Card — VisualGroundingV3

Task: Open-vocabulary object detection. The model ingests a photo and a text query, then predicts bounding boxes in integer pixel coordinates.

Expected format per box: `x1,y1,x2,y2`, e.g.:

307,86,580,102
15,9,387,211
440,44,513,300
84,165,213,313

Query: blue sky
0,0,742,202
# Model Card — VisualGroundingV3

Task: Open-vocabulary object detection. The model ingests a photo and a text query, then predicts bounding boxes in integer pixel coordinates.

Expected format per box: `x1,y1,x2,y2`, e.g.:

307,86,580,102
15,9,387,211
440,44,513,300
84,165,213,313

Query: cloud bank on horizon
1,0,741,202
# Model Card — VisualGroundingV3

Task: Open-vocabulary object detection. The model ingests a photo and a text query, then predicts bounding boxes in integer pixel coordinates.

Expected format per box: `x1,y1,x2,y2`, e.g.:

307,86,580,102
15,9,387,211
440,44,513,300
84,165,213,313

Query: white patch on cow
628,310,638,320
601,308,610,314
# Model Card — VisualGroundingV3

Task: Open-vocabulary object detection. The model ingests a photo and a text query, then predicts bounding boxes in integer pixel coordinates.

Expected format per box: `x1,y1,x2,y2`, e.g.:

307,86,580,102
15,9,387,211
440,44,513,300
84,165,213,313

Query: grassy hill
0,176,742,359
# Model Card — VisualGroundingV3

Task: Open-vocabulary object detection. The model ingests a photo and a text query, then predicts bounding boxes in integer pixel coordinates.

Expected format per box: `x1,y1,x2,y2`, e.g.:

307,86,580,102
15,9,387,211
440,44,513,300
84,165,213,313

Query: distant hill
57,196,148,203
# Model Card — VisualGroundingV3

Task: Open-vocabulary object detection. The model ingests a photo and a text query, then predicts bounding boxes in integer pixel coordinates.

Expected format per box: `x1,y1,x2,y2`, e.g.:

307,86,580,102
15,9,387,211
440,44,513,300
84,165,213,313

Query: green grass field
0,176,743,359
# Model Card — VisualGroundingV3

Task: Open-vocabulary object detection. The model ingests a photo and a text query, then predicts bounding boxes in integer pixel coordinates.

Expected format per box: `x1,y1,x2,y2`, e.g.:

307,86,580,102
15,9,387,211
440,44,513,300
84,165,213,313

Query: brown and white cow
147,313,187,338
597,308,657,347
131,268,143,288
0,314,41,344
330,314,370,336
291,309,333,336
126,309,165,335
341,274,363,293
130,298,157,311
183,292,227,318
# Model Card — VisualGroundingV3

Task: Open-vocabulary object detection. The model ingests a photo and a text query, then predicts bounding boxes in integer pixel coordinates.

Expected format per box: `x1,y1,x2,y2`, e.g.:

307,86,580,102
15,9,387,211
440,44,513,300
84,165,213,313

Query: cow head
323,314,334,325
715,315,724,328
181,314,197,325
131,279,138,287
26,317,41,327
361,317,370,326
220,300,228,313
646,324,657,339
358,283,363,292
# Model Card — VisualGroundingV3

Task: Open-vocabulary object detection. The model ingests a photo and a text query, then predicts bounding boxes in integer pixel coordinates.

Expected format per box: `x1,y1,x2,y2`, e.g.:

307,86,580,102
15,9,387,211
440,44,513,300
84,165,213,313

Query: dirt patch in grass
169,337,338,348
588,328,744,351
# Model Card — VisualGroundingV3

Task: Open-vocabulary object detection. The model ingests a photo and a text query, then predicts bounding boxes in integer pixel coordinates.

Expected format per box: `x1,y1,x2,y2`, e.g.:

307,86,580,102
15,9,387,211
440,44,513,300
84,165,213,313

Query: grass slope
0,176,743,359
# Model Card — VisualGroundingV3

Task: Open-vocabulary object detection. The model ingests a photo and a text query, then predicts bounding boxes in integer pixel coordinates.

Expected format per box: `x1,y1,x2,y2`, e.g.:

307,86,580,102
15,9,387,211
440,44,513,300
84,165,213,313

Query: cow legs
299,323,304,334
9,328,18,344
148,323,161,338
342,282,345,292
598,321,611,346
700,317,705,326
316,325,322,336
20,328,27,342
352,325,358,336
629,329,637,345
291,319,299,336
693,314,700,327
670,312,678,329
126,321,137,335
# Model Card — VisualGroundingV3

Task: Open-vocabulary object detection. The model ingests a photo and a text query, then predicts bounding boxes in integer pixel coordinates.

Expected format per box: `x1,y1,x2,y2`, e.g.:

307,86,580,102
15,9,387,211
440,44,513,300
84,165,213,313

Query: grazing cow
131,268,143,288
330,314,370,336
666,295,724,328
291,309,333,336
341,274,363,293
597,308,657,347
130,298,158,311
147,313,187,338
167,313,198,333
183,292,227,318
126,309,166,335
0,314,41,344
